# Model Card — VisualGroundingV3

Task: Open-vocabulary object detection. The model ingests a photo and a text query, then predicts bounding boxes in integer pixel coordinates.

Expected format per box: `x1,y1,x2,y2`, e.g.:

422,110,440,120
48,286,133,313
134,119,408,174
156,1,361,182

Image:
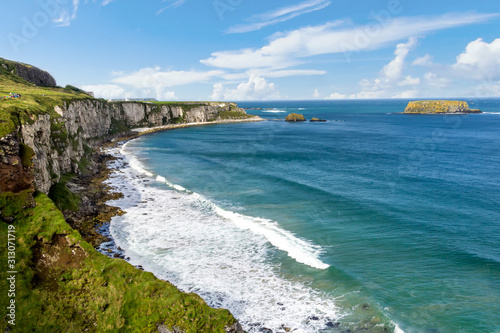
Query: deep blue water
110,99,500,333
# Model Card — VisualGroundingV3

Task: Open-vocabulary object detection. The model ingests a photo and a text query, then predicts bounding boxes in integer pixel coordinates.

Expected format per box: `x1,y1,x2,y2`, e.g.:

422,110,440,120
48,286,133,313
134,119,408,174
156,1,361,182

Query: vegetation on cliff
285,113,306,122
1,59,246,331
0,193,238,332
0,58,92,138
404,100,482,114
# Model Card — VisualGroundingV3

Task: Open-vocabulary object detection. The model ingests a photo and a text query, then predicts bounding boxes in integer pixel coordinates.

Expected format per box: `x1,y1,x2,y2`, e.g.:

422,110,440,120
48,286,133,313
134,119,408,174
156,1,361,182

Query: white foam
394,323,405,333
262,110,286,113
121,142,154,177
105,146,340,332
123,141,329,271
213,206,329,270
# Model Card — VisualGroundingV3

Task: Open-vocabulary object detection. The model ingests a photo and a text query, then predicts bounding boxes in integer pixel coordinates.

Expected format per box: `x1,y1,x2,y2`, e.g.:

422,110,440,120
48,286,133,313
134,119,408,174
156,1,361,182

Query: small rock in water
281,325,291,332
118,247,123,251
277,302,284,306
113,253,120,258
309,316,319,321
326,321,340,328
361,304,369,310
260,328,273,333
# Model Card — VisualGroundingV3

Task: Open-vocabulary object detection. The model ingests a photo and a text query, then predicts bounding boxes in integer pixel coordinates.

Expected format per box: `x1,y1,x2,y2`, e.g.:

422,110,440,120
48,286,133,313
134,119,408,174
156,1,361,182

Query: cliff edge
0,58,249,332
404,100,482,114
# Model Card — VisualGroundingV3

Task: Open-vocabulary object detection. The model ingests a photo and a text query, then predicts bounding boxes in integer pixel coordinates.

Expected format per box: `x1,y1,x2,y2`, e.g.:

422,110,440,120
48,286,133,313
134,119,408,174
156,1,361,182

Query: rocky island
0,58,257,332
285,113,306,122
404,100,482,114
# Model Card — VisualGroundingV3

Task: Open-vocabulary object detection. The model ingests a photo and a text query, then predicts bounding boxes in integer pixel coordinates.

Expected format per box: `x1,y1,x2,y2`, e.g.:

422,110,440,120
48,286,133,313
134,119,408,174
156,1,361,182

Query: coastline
66,117,269,330
131,116,265,136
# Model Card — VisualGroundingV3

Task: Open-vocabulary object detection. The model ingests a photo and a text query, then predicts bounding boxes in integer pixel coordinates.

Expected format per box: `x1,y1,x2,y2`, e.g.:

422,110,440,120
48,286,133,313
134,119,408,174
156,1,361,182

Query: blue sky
1,0,499,100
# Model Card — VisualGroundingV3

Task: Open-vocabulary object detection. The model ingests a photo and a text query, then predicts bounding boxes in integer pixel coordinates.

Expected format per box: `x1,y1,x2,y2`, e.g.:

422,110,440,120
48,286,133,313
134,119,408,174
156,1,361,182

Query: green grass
0,58,91,138
48,173,81,212
0,192,238,332
218,111,254,120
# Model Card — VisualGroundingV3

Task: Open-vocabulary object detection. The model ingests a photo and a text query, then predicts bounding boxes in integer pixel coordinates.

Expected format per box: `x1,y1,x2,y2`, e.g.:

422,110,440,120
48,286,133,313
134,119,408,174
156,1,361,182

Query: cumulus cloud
326,38,423,99
412,54,433,67
113,67,223,87
392,90,419,98
398,75,420,86
382,37,418,80
359,38,418,91
424,72,451,88
453,38,500,80
226,0,330,34
202,13,497,70
110,67,222,100
80,84,130,99
325,92,347,99
211,76,280,101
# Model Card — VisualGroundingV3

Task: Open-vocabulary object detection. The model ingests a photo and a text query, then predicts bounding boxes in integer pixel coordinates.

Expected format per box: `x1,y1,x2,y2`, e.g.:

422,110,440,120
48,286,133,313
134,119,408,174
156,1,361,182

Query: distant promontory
404,100,482,114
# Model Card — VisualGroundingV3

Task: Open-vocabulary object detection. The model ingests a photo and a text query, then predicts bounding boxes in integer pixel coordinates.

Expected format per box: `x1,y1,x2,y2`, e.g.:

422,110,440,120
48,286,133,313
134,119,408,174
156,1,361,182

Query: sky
1,0,499,101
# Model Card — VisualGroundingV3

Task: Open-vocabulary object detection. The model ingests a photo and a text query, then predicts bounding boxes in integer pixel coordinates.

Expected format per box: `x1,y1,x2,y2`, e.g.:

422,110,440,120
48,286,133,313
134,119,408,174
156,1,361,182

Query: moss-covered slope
0,193,238,332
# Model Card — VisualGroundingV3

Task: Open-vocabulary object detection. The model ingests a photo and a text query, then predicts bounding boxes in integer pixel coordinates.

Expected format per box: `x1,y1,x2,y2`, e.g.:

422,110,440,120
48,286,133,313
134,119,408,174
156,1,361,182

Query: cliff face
19,100,247,193
404,100,482,114
14,63,57,87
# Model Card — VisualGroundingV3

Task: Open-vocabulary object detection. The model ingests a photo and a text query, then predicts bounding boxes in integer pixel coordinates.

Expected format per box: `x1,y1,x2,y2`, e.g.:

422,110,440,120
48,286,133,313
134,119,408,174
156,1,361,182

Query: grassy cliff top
0,58,92,137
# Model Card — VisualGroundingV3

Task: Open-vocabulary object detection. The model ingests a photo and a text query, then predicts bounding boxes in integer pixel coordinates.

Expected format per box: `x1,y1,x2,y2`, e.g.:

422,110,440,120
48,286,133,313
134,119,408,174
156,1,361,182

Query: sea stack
404,100,482,114
285,113,306,122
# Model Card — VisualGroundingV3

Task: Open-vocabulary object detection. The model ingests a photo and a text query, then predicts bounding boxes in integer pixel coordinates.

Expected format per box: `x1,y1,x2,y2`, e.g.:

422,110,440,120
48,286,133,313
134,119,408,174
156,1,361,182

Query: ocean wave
124,146,330,271
262,109,287,113
105,146,340,332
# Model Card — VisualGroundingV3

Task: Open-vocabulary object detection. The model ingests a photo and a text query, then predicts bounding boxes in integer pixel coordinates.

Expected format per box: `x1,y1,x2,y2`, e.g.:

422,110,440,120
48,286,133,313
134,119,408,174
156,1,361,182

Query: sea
103,99,500,333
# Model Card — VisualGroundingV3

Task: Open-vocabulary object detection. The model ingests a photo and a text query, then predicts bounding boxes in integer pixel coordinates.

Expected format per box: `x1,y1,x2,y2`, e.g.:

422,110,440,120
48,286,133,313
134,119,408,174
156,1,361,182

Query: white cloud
398,75,420,86
382,37,417,80
412,54,433,66
349,91,385,99
474,80,500,97
53,0,80,27
453,38,500,80
211,76,280,101
328,38,424,99
111,67,222,100
326,92,347,99
424,72,450,88
202,13,497,70
359,38,418,92
313,89,320,98
157,0,186,15
81,84,129,99
392,90,419,98
113,67,223,88
221,68,325,80
226,0,330,34
162,91,178,100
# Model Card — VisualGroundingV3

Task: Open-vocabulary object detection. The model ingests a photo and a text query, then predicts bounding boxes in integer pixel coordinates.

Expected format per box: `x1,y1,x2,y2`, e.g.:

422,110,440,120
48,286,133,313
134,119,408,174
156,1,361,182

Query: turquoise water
108,100,500,333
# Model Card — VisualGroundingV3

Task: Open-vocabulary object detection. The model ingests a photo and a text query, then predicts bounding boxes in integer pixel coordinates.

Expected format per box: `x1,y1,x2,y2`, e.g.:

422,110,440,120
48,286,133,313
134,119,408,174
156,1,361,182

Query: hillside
0,58,248,332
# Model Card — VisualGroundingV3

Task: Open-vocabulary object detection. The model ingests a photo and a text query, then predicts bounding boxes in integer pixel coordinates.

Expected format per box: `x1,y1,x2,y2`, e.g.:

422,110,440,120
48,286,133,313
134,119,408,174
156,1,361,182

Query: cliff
1,57,57,87
0,59,250,332
21,99,253,193
404,100,482,114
